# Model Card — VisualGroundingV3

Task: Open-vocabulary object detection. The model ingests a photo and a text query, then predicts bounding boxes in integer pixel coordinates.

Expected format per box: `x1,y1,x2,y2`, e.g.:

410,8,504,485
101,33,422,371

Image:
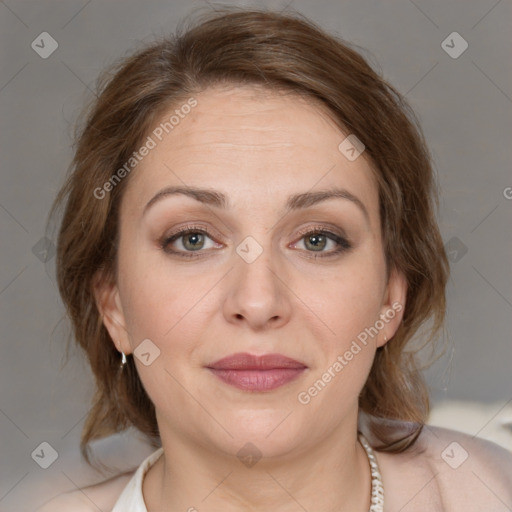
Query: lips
207,352,307,370
206,352,307,392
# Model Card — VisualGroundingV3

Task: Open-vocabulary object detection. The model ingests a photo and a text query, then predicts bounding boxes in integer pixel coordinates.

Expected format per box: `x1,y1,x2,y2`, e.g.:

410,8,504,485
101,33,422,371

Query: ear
377,266,407,348
92,269,132,355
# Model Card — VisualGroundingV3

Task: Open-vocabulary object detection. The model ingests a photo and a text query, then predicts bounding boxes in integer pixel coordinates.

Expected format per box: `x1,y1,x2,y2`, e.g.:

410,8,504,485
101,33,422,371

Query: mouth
205,352,307,392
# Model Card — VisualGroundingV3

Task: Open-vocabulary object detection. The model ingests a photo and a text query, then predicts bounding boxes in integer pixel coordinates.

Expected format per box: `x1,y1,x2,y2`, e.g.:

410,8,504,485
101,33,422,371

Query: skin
94,84,408,511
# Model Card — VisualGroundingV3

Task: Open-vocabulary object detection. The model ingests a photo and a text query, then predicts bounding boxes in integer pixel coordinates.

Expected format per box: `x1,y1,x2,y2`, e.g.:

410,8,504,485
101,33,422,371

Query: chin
211,410,306,458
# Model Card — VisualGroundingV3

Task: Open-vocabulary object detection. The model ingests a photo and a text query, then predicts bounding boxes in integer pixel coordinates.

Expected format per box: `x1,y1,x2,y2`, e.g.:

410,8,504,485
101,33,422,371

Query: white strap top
111,447,164,512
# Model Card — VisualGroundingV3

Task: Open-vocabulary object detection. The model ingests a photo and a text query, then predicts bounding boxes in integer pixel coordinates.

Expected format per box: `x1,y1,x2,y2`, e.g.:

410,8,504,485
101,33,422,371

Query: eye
293,228,352,257
161,226,220,258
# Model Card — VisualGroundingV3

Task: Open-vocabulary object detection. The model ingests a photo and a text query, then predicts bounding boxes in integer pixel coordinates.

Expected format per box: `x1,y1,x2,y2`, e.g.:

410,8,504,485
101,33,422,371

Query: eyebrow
143,185,369,223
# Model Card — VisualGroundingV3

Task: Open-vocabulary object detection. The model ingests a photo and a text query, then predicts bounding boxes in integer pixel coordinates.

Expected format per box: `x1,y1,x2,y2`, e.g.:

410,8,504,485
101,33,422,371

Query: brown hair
49,6,449,465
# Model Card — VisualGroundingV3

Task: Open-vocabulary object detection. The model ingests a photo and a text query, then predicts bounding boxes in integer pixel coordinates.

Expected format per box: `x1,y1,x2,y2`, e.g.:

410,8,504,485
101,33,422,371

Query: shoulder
35,471,134,512
424,425,512,510
418,424,512,477
376,424,512,511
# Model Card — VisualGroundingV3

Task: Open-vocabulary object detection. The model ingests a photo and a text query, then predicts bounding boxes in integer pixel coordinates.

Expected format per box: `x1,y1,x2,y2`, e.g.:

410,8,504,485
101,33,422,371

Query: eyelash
160,224,352,259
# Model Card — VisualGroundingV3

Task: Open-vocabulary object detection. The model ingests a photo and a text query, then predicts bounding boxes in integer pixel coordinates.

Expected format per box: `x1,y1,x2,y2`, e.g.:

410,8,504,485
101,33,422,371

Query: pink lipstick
206,352,307,392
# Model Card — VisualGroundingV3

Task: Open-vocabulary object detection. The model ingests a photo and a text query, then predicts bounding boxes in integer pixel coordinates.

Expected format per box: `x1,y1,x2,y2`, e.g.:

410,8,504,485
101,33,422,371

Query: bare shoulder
35,471,134,512
377,424,512,511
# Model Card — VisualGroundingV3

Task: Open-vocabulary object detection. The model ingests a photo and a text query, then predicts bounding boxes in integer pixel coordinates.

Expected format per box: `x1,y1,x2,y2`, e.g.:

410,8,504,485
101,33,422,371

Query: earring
121,351,127,366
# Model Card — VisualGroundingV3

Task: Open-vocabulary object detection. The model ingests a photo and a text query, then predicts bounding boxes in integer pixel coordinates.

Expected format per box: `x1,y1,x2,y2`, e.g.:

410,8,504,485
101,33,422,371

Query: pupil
308,234,325,251
186,233,203,250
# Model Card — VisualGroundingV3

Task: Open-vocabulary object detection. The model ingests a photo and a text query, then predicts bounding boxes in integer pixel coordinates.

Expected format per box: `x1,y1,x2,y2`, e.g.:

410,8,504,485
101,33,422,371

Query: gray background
1,0,511,510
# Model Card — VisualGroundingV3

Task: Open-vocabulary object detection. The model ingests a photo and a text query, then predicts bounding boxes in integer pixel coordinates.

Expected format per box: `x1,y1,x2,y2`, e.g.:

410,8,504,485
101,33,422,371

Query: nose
222,241,292,331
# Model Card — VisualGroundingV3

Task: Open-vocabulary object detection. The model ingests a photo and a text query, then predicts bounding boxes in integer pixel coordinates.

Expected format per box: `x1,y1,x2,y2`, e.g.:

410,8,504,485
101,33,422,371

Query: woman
38,7,512,512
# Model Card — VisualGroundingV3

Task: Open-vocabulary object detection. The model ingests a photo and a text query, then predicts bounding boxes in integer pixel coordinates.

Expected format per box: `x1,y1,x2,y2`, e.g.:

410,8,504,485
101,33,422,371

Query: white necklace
358,433,384,512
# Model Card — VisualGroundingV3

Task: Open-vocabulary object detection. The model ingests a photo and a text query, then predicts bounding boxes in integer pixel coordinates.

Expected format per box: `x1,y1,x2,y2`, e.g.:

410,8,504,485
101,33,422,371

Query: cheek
300,253,386,349
116,231,204,336
296,269,383,411
121,275,198,348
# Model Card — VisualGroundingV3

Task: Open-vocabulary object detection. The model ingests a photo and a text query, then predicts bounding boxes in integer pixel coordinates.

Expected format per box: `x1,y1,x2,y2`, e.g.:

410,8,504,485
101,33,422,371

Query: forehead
121,85,379,226
159,85,347,154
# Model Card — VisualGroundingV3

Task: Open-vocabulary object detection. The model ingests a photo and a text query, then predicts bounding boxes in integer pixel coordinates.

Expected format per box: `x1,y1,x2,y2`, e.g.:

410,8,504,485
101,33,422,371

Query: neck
143,417,372,512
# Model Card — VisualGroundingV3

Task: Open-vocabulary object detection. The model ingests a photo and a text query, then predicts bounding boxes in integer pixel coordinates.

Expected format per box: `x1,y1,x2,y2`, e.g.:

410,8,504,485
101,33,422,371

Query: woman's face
97,85,406,458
